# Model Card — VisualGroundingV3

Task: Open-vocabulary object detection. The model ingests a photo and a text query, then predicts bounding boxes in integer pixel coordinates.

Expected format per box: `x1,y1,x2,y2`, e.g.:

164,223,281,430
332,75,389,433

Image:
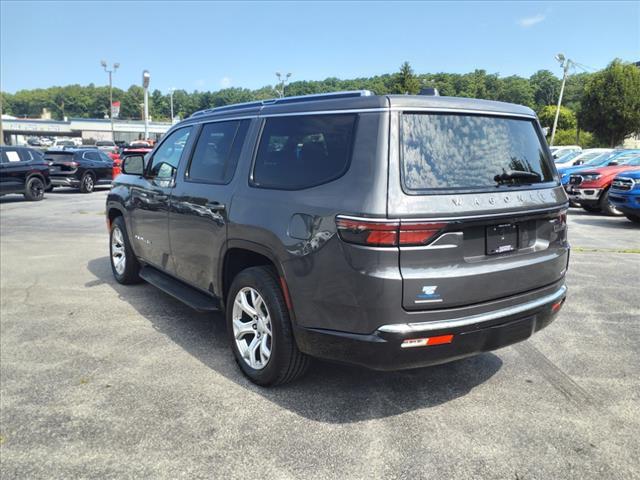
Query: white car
554,148,613,169
550,145,581,159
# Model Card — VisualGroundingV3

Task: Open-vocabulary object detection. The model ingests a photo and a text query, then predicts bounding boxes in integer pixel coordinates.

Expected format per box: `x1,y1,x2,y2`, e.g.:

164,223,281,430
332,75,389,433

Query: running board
139,266,221,312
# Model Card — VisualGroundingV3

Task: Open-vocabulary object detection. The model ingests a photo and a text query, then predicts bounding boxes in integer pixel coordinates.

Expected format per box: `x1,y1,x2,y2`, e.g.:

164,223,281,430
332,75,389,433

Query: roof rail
190,90,373,118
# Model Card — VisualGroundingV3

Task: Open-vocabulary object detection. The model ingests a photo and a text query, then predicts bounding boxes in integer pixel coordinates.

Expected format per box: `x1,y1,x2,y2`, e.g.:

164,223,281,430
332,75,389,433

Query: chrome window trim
377,285,567,334
336,205,567,224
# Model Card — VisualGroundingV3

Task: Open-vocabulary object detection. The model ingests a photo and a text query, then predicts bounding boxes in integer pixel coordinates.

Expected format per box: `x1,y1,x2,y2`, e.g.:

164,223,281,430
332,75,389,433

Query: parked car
558,149,640,186
567,155,640,215
0,146,51,201
550,145,581,159
96,140,118,154
45,148,114,193
554,148,613,169
50,139,76,150
609,171,640,223
106,91,569,386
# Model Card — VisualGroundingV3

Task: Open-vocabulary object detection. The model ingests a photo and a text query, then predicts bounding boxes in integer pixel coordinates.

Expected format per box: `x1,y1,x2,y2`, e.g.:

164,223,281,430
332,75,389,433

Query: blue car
558,149,640,185
609,170,640,223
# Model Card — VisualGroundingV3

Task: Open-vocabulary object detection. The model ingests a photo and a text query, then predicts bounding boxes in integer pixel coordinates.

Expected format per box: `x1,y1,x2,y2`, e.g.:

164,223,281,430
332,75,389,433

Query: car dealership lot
1,190,638,479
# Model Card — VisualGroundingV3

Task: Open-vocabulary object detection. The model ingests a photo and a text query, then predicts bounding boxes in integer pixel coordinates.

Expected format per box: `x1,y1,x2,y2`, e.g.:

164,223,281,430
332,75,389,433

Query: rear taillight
336,216,448,247
552,209,568,232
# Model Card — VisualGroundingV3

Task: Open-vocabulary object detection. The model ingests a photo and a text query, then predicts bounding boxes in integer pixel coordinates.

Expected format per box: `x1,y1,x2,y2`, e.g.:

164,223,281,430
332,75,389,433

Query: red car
567,155,640,215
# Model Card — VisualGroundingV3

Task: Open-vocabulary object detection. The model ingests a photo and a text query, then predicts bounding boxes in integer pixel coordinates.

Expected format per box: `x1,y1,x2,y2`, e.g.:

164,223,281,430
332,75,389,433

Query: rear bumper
50,176,80,187
294,284,566,371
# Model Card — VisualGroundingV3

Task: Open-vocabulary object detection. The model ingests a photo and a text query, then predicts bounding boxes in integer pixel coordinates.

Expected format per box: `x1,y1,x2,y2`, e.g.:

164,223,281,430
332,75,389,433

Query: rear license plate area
486,223,518,255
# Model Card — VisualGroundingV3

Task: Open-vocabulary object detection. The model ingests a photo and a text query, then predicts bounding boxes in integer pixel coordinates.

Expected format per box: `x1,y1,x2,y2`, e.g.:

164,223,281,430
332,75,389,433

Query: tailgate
399,209,568,310
388,108,569,311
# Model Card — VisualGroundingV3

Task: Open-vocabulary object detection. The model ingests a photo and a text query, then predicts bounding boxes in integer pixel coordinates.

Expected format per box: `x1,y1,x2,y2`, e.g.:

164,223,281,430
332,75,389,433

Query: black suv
107,91,569,386
45,148,114,193
0,146,51,201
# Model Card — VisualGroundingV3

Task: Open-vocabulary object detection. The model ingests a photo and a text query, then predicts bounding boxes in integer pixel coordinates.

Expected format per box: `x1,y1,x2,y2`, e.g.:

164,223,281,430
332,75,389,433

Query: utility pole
169,87,175,123
142,70,150,141
101,60,120,141
275,72,291,98
550,53,571,147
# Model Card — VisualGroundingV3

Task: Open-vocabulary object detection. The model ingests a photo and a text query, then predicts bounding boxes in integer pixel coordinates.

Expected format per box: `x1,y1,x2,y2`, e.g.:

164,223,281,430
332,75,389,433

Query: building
1,116,172,145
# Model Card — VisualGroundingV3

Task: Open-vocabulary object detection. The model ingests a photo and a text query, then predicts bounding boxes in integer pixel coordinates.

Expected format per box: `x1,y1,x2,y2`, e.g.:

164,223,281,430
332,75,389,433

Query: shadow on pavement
87,256,502,423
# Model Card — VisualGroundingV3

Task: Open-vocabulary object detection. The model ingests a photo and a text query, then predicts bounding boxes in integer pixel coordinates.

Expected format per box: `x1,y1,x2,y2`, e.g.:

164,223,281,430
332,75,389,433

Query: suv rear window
401,113,554,192
253,114,357,190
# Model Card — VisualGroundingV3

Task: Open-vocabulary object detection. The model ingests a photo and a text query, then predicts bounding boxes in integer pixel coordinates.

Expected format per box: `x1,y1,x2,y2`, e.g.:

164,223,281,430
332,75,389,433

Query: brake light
336,216,448,247
401,334,454,348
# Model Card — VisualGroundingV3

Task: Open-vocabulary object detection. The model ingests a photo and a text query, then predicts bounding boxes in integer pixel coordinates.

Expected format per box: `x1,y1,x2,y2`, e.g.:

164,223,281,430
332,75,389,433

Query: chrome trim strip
337,205,566,224
377,285,567,334
260,108,389,118
391,107,536,119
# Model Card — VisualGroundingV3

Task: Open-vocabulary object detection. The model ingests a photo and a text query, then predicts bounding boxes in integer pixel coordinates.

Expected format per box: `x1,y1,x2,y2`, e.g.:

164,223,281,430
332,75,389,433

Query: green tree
529,70,561,108
498,76,535,107
579,59,640,147
394,62,420,94
538,105,577,130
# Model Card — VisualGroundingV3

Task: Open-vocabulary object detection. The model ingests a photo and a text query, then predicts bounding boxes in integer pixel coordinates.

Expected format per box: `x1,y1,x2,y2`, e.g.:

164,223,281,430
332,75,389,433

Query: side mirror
122,155,145,175
574,160,583,165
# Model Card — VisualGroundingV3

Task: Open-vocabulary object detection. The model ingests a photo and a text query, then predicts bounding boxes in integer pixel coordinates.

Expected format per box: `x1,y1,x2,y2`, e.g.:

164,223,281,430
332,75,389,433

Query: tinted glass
187,120,248,184
83,151,99,161
3,149,22,163
401,113,554,191
253,114,357,189
98,151,112,162
149,127,192,179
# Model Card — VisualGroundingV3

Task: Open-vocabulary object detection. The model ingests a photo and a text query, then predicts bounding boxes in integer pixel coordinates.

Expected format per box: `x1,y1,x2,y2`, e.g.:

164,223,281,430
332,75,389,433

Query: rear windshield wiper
494,170,541,185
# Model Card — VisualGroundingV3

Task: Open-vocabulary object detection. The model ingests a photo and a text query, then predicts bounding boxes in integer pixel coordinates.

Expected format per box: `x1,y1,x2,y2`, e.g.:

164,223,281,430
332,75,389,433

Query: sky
1,1,639,94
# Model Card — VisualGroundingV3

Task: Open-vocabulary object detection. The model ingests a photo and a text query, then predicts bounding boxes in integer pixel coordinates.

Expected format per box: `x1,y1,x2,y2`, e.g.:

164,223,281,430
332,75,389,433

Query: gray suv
107,91,569,386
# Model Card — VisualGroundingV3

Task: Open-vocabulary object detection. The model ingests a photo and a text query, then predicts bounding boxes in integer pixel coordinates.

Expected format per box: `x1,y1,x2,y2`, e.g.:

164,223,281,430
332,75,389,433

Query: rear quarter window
401,113,555,193
252,114,357,190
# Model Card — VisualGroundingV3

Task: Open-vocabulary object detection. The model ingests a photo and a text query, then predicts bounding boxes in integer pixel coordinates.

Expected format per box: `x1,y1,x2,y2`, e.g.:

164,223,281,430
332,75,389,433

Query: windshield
613,152,640,165
584,151,618,166
554,151,580,163
96,141,115,146
401,113,554,192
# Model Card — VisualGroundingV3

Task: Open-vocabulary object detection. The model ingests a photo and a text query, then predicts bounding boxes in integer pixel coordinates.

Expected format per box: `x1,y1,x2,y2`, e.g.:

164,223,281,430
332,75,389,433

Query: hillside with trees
2,59,638,147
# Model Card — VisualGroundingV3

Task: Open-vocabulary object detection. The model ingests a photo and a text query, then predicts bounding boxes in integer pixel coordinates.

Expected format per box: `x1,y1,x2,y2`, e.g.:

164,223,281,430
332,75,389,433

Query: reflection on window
149,127,192,179
402,114,553,191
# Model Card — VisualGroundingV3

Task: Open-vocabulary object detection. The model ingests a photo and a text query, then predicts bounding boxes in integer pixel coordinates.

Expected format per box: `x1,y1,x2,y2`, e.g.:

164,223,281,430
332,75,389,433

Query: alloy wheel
111,227,126,275
232,287,272,370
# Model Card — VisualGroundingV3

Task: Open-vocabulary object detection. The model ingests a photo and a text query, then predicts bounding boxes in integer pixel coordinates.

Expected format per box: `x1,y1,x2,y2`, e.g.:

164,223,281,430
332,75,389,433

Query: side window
4,149,22,163
83,151,99,161
187,120,249,184
18,149,34,162
149,127,192,179
98,151,111,162
253,114,357,189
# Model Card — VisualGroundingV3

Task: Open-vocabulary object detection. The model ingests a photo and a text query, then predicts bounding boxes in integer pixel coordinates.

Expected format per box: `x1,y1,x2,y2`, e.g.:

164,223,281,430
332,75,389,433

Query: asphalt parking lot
1,189,639,479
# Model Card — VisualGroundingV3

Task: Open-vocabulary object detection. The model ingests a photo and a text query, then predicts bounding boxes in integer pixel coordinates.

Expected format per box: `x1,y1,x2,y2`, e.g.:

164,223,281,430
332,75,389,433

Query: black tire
624,214,640,224
79,172,95,193
599,189,623,216
226,266,309,386
581,205,601,213
23,176,45,201
109,216,142,284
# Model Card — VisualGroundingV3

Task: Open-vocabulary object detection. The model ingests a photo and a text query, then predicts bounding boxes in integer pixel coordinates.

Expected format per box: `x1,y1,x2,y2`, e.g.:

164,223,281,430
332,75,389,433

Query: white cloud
220,76,232,88
517,14,545,28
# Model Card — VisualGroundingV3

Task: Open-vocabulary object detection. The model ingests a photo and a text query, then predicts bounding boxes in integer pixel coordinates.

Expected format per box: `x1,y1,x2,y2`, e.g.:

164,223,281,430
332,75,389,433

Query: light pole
550,53,572,147
101,60,119,141
169,87,176,123
142,70,150,141
275,72,291,98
